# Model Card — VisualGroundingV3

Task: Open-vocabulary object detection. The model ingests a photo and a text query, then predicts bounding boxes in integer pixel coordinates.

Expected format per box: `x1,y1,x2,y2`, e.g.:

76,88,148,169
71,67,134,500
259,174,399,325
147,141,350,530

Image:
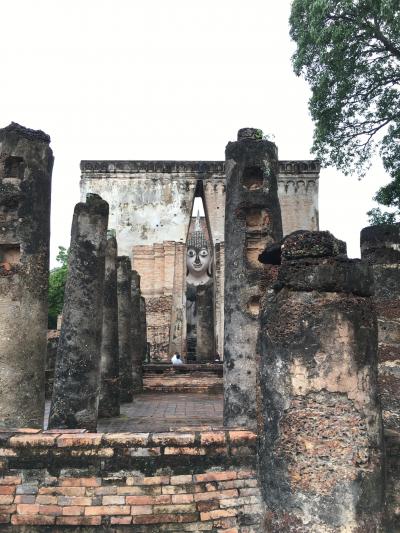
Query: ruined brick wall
0,429,261,531
133,242,185,360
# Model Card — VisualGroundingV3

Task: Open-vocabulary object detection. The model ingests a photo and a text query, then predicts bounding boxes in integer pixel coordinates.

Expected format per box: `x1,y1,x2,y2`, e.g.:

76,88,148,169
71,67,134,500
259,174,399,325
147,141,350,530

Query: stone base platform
143,364,223,393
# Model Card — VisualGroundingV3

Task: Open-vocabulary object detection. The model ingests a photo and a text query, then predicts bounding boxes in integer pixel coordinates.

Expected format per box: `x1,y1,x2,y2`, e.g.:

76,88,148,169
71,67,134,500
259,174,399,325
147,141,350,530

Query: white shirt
171,354,184,365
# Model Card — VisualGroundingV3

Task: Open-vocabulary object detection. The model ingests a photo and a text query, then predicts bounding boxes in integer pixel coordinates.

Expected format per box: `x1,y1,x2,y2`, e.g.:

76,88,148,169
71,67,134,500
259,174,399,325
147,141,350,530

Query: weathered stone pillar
131,271,143,392
361,223,400,431
118,256,133,403
140,296,148,362
0,123,53,428
223,127,283,428
49,194,108,431
259,231,384,532
98,233,120,418
196,282,215,361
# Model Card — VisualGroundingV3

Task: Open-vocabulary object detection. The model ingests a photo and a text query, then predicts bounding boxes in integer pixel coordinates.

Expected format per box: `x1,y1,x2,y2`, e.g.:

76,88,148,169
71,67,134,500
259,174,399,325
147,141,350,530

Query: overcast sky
0,1,390,265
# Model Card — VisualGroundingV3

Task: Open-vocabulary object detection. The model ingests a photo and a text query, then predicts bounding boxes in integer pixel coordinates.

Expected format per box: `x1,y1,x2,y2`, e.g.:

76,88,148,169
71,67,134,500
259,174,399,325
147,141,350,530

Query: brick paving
45,392,223,432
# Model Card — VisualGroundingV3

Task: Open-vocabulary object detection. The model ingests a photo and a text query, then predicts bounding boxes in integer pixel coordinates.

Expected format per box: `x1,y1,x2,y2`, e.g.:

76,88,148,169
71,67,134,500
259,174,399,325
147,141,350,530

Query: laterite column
118,256,133,402
49,194,108,430
99,233,120,418
131,271,143,392
0,123,53,428
259,231,384,531
361,223,400,431
223,127,282,428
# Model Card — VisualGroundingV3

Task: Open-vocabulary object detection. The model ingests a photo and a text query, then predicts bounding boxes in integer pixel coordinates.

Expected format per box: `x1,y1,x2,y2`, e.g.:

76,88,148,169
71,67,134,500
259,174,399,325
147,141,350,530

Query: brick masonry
0,428,262,531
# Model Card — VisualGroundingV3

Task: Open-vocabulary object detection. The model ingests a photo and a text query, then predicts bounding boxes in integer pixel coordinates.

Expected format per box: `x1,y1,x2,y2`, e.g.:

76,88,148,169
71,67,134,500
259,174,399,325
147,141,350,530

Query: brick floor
45,392,223,432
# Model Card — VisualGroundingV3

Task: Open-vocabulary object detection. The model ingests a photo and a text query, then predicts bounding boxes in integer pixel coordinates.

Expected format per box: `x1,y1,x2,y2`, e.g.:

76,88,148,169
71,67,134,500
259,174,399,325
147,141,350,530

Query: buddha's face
186,246,211,280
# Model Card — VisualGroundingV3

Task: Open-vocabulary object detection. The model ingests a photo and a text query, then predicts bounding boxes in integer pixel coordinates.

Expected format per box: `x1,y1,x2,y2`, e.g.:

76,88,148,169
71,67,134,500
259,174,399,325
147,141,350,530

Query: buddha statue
186,212,212,286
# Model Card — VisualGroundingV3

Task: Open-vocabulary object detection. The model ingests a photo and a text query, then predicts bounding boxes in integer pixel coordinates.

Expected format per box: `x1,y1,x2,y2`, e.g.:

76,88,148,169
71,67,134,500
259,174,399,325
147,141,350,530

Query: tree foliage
289,0,400,223
48,246,69,329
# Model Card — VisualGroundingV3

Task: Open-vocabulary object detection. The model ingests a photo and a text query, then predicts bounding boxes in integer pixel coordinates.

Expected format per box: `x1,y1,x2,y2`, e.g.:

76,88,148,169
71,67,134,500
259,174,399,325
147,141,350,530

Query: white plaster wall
80,176,198,257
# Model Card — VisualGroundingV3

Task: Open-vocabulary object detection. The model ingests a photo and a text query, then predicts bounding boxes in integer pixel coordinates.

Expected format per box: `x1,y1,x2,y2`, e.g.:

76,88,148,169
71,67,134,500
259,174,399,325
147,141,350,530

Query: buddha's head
186,216,212,285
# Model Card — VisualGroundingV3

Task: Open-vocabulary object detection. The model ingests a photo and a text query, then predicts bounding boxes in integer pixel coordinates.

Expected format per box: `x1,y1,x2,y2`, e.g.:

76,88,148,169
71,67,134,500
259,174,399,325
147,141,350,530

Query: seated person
171,352,184,365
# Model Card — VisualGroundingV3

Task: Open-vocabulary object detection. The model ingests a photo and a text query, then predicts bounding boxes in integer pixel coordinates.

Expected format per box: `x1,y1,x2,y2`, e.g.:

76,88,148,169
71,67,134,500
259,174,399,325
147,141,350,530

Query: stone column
98,233,120,418
196,282,215,361
140,296,148,362
259,231,384,532
117,256,133,403
49,194,108,431
361,223,400,431
131,271,143,392
0,123,53,428
223,127,283,428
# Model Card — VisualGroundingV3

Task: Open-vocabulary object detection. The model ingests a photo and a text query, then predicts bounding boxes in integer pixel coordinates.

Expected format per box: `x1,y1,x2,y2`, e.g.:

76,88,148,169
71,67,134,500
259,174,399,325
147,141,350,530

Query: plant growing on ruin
290,0,400,223
48,246,69,329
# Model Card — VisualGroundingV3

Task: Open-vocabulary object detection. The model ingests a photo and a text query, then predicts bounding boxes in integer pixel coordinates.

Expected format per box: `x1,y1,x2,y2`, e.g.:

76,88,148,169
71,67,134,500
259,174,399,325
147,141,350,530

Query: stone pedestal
223,127,283,429
0,123,53,428
361,223,400,431
131,271,143,392
118,256,133,403
98,234,119,418
259,231,384,532
49,194,108,431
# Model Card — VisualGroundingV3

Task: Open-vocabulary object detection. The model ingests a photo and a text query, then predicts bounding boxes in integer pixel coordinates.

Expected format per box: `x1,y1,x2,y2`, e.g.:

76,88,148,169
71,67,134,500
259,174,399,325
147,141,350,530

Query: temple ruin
0,123,398,531
80,148,319,362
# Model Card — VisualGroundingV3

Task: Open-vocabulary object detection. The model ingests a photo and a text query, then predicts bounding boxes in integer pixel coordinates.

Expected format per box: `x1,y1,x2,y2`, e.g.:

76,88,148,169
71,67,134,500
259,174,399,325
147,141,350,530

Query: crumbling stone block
49,194,109,431
131,271,143,392
361,223,400,432
259,230,384,532
117,256,134,402
0,122,53,428
98,233,120,418
223,128,283,429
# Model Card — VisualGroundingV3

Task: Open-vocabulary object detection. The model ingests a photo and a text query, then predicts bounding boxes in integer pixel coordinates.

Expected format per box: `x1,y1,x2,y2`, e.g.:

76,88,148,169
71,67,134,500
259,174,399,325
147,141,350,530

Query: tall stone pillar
117,256,133,403
259,231,384,532
131,271,143,392
0,123,53,428
361,223,400,431
98,233,119,418
223,127,283,428
49,194,108,431
196,282,215,361
140,296,148,362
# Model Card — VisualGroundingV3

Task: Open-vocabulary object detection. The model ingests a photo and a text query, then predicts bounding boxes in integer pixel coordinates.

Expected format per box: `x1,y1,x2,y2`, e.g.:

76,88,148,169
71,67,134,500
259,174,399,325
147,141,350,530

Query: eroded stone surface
99,234,120,418
223,128,283,429
0,122,53,428
131,271,144,392
117,256,134,403
48,194,109,431
259,230,384,532
361,224,400,434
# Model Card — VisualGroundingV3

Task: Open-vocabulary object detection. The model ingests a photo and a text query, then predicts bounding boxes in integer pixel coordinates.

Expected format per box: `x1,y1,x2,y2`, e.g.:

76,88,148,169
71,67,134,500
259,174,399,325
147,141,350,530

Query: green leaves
48,246,69,329
290,0,400,223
